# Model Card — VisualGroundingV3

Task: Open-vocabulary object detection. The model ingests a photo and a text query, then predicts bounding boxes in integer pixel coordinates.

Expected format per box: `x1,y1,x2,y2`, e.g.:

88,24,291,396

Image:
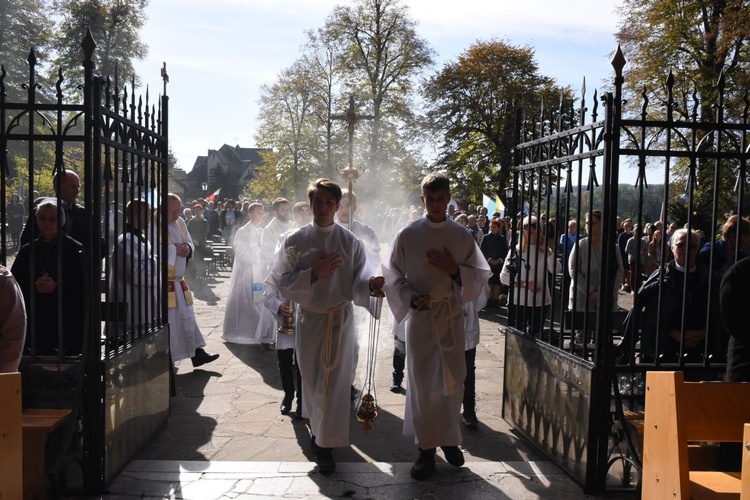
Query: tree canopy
251,0,432,202
616,0,750,225
616,0,749,121
52,0,149,95
421,39,570,204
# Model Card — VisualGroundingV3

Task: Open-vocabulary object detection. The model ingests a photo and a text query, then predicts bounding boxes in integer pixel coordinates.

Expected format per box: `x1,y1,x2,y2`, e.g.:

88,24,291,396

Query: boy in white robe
222,202,276,345
109,199,159,334
165,194,219,367
382,173,490,480
267,179,383,475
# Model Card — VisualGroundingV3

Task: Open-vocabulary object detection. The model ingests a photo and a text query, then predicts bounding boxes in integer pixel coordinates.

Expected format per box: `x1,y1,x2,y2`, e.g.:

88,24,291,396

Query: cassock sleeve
266,236,315,306
382,232,416,325
0,271,26,373
455,239,491,305
350,237,374,312
263,283,285,318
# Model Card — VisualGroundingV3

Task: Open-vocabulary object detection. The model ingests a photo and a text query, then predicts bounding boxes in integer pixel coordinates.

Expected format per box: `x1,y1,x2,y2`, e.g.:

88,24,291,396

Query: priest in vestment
223,202,276,345
267,178,383,475
165,194,219,367
382,172,490,481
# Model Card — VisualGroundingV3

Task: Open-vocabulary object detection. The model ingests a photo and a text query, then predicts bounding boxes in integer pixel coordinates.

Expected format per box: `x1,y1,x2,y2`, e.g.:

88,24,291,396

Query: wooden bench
0,372,22,500
22,409,71,500
642,370,750,499
1,372,72,500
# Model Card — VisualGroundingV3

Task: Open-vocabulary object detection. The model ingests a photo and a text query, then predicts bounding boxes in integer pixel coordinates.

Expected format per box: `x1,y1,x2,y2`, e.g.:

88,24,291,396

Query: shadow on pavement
224,341,283,392
134,369,219,463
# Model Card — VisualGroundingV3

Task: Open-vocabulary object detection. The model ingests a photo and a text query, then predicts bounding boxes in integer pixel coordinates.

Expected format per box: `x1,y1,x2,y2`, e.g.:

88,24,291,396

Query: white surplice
266,222,374,448
109,226,160,331
222,221,276,344
382,217,490,449
167,218,207,362
261,217,293,275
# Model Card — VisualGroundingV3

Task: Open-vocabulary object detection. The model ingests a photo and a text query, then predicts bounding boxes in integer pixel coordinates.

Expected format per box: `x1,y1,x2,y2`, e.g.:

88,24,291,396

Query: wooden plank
743,424,750,498
643,371,750,499
642,371,690,499
21,409,70,500
0,372,23,500
690,471,741,499
683,382,750,442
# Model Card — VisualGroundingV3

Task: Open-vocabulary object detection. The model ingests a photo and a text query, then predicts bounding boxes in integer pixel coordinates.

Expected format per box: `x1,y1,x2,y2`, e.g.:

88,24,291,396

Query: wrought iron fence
503,46,750,493
0,30,170,494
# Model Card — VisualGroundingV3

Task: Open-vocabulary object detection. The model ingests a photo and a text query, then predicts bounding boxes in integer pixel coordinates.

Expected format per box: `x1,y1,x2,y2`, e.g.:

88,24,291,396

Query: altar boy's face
421,188,451,223
310,188,340,227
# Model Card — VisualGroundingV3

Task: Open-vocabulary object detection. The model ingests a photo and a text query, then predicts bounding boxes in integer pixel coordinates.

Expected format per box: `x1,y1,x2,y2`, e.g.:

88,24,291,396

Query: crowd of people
6,170,750,480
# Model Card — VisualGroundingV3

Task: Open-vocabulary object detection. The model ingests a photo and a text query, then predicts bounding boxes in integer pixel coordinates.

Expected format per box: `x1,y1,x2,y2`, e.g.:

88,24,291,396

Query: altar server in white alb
109,199,159,333
223,202,276,345
267,178,384,476
261,197,293,275
382,172,490,481
165,194,219,367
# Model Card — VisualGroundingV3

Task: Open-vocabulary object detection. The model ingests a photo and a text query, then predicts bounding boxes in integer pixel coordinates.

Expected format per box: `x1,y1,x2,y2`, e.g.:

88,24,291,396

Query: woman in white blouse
500,215,561,337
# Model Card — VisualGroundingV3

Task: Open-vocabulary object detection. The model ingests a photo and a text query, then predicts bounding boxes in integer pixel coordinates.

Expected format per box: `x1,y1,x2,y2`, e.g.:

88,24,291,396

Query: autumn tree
304,28,349,180
52,0,149,95
421,39,570,204
323,0,434,191
616,0,750,224
254,60,323,201
0,0,55,100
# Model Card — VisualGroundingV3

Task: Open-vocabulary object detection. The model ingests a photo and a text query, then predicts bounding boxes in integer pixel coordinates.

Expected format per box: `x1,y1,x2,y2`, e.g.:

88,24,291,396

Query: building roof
187,144,269,183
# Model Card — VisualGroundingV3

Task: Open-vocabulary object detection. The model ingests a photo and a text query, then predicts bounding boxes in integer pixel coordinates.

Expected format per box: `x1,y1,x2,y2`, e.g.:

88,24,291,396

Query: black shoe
191,348,219,367
410,448,436,480
280,393,293,415
441,446,465,467
262,342,275,351
461,409,478,428
316,447,336,475
294,402,303,420
390,381,402,393
310,435,319,455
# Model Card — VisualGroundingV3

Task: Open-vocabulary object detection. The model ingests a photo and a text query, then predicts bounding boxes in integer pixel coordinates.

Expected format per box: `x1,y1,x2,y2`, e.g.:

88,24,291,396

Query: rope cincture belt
302,302,346,401
427,297,460,395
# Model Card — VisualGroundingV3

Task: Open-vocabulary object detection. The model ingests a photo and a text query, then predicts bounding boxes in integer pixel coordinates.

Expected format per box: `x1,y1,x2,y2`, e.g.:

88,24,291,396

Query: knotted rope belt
301,302,345,400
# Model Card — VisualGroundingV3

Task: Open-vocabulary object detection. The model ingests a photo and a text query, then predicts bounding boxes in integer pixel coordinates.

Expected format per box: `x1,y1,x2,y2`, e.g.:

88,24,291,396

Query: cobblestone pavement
102,265,637,499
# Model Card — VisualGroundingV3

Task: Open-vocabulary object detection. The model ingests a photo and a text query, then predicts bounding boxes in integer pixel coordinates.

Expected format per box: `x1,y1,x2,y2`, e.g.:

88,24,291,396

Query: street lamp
201,181,208,196
504,186,514,218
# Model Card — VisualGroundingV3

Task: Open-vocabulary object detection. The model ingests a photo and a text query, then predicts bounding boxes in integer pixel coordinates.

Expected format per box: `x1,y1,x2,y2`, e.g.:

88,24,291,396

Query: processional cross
331,96,374,230
331,96,375,172
331,97,383,433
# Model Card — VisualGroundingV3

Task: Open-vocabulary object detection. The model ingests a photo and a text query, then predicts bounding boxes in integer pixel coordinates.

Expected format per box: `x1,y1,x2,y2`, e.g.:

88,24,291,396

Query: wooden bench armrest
22,409,71,433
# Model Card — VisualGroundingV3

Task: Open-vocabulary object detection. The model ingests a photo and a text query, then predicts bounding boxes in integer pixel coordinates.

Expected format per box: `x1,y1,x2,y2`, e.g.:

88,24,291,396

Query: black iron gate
503,46,750,493
0,30,170,494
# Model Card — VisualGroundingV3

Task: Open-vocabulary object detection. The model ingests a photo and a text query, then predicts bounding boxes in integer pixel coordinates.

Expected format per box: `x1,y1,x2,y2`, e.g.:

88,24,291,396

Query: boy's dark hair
421,172,450,193
307,178,342,203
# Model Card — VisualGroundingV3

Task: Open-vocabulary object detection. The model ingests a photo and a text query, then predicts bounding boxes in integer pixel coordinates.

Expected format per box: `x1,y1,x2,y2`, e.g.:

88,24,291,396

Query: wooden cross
331,96,374,168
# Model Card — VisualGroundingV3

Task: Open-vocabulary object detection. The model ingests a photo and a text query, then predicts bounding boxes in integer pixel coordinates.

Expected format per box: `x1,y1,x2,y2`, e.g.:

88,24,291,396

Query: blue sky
133,0,624,177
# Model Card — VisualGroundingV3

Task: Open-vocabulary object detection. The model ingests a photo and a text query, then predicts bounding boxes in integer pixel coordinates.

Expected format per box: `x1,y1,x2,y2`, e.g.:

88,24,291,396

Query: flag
206,188,221,202
482,194,496,215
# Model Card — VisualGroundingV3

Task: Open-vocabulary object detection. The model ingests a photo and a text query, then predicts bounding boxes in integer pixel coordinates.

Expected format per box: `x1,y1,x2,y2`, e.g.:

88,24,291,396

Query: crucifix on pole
331,96,374,230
